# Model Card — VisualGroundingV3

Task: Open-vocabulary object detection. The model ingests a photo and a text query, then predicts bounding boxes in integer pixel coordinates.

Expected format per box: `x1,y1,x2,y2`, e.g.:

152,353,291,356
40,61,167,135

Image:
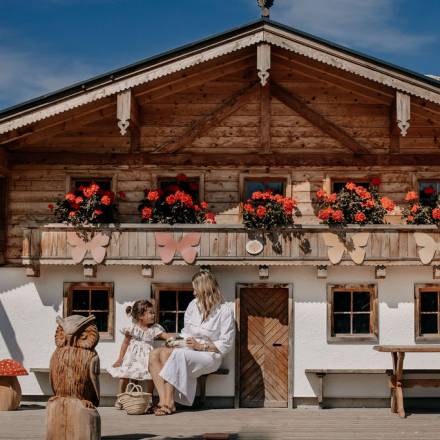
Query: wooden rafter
273,52,440,124
154,81,260,154
11,151,440,167
271,82,371,154
259,83,271,153
2,56,254,148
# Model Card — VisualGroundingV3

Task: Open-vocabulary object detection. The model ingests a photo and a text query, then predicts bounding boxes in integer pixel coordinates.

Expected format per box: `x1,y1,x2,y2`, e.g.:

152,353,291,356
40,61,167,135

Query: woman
149,271,235,415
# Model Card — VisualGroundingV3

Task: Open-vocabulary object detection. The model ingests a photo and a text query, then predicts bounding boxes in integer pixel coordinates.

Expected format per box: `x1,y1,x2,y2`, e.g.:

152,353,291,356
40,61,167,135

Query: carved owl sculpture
49,315,100,408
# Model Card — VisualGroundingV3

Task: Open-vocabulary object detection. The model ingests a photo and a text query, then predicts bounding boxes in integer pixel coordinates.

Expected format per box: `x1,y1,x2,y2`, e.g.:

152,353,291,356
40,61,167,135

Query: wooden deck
3,406,440,439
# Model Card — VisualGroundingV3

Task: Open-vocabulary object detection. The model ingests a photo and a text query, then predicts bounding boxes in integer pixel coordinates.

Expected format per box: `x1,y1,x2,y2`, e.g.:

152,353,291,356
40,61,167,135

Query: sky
0,0,439,111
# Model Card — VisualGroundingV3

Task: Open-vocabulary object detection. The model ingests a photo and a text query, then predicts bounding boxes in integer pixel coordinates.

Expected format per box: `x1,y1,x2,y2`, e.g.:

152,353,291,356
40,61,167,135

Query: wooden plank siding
20,224,440,268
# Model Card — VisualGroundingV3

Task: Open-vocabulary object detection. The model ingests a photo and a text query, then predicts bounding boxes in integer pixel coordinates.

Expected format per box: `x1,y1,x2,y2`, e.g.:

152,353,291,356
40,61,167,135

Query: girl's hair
192,271,224,321
126,300,154,322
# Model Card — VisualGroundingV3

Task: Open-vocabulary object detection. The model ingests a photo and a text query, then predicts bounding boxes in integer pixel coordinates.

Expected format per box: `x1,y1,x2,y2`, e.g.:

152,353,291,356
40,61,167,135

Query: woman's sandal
154,405,175,416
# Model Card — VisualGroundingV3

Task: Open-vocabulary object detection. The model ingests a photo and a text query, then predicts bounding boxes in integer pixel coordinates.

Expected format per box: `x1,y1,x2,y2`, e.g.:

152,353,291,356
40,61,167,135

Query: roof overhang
1,20,439,135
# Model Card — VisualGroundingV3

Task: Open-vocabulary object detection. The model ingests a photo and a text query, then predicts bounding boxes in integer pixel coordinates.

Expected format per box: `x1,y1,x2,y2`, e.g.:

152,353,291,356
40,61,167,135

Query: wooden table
373,345,440,418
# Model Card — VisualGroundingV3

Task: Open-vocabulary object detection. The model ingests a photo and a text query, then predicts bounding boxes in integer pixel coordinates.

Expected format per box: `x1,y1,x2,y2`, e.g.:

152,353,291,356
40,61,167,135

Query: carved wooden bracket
396,91,410,136
155,232,201,264
321,232,370,265
414,232,440,264
317,265,328,279
375,265,386,279
257,44,271,86
259,264,269,279
141,265,154,278
67,232,110,264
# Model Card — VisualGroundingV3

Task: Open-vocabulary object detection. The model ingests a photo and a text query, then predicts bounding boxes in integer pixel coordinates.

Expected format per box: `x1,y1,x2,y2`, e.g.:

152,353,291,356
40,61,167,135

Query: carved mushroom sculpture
0,359,28,410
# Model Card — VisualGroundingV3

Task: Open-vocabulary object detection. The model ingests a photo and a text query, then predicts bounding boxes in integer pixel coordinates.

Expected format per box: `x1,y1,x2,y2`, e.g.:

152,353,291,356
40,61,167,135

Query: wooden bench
196,368,229,407
31,367,229,407
305,369,388,408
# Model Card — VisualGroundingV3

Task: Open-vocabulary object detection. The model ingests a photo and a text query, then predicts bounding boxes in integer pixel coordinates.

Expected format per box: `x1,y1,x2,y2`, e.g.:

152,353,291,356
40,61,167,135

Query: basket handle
125,382,143,393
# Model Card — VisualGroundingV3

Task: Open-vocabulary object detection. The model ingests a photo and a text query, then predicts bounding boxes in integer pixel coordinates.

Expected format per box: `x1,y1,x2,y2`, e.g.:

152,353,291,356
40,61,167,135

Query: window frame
327,284,378,343
152,172,205,202
63,282,115,340
415,284,440,342
323,174,375,194
151,283,193,335
66,174,117,193
239,173,291,203
416,179,440,207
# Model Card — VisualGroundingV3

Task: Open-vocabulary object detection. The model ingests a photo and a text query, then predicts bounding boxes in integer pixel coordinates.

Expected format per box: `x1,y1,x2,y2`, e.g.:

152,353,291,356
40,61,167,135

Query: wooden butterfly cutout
322,232,370,265
413,233,440,264
155,232,201,264
67,231,110,264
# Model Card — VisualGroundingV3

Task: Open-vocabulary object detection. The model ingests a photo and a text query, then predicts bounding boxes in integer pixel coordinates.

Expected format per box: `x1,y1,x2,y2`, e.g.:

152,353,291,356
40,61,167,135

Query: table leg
395,352,405,418
390,352,397,413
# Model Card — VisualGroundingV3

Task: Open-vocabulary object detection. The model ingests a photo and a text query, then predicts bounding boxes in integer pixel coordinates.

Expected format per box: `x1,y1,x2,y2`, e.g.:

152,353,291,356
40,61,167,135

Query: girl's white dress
108,323,165,381
159,299,235,406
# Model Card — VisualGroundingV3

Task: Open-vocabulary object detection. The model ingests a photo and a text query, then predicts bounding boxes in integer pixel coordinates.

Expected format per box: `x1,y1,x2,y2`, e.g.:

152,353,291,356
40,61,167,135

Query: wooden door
239,287,289,408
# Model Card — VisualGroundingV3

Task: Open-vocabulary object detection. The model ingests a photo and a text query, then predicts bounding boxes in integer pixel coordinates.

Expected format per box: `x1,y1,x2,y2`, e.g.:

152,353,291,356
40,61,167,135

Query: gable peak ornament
257,0,274,18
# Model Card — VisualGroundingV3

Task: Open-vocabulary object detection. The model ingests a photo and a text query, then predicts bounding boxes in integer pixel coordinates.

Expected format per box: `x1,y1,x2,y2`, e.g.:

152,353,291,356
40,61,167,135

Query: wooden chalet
1,18,440,409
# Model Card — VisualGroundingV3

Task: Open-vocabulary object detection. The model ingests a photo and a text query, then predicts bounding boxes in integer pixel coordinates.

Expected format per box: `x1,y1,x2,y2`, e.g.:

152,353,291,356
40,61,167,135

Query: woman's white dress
108,323,165,381
159,299,235,406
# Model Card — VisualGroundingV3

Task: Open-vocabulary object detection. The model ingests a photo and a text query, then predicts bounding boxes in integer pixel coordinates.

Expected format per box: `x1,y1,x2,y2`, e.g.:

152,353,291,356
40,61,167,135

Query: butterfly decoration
413,233,440,265
154,232,201,264
321,232,370,265
66,231,110,264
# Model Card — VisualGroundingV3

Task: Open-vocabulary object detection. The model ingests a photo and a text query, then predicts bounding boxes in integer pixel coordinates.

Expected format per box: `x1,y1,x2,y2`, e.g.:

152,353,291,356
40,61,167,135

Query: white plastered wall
1,264,439,400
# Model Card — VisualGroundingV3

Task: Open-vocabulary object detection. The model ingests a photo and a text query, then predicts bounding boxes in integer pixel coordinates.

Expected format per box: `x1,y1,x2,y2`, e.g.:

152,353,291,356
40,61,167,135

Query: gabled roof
1,18,439,134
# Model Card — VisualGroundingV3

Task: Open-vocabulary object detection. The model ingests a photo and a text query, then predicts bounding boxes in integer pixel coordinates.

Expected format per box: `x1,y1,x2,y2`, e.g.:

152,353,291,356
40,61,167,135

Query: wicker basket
117,383,152,415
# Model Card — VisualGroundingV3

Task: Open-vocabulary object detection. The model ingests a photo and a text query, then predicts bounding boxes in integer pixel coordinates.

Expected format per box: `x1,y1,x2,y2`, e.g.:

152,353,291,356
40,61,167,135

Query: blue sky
0,0,439,110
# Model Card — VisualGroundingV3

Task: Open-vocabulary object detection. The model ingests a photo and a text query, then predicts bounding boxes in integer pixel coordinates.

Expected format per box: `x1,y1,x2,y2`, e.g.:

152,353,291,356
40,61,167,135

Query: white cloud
270,0,436,53
0,47,103,110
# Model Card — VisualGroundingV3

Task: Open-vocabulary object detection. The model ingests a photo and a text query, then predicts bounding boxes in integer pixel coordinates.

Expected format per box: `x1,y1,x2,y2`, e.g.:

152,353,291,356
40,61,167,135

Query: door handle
272,343,282,347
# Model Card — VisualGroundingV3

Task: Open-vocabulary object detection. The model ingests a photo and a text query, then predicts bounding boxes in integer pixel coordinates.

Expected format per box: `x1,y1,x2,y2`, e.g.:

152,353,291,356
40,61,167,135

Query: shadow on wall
0,299,24,363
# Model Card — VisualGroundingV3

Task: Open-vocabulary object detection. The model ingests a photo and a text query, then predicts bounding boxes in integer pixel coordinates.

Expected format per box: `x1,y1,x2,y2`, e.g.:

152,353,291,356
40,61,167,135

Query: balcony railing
21,223,440,276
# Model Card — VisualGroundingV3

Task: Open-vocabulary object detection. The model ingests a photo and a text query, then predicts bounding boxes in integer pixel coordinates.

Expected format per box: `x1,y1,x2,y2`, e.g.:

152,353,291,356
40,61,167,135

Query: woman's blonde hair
192,271,224,321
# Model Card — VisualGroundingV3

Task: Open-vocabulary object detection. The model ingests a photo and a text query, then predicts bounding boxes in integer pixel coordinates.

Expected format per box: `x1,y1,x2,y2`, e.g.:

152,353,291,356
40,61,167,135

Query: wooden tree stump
0,376,21,411
46,397,101,440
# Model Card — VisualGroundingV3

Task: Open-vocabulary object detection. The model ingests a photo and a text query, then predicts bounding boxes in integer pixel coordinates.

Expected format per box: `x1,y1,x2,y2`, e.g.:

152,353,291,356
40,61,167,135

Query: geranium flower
371,177,381,186
380,197,395,212
251,191,263,200
75,196,83,205
243,203,254,213
432,208,440,220
205,212,216,223
326,193,337,203
354,212,366,222
68,211,77,218
424,186,436,195
345,182,356,191
407,215,415,222
65,192,76,202
362,199,375,209
166,194,176,205
142,207,152,219
405,191,418,202
101,195,112,206
410,204,420,213
318,208,334,220
94,209,103,216
147,191,160,202
316,188,327,199
200,201,208,210
332,210,344,222
256,206,267,218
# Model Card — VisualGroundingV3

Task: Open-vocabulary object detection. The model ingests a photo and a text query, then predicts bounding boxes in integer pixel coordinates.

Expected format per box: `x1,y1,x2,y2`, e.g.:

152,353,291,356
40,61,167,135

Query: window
327,285,378,342
331,180,370,193
152,284,194,334
157,176,200,202
63,282,114,339
418,181,440,207
415,285,440,341
243,178,285,201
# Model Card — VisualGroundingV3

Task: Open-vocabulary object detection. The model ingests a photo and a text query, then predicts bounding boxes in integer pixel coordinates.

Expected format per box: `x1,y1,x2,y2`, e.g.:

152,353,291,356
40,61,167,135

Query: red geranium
147,191,160,202
432,208,440,220
354,212,366,223
371,177,381,186
256,206,267,218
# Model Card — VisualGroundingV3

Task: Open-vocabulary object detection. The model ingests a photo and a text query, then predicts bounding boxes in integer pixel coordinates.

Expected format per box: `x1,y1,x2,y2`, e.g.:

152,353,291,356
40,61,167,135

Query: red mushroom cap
0,359,28,376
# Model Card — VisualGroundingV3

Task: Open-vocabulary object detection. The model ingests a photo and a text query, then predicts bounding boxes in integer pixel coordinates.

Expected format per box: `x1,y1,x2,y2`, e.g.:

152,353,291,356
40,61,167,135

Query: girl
108,300,171,409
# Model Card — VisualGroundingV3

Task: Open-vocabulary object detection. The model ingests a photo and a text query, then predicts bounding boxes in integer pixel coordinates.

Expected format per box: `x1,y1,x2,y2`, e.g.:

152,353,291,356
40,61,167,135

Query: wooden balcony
21,224,440,276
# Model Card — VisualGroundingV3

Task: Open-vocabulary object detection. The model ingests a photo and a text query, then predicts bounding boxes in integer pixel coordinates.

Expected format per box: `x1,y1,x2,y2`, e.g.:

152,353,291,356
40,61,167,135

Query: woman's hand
112,359,122,368
185,337,204,351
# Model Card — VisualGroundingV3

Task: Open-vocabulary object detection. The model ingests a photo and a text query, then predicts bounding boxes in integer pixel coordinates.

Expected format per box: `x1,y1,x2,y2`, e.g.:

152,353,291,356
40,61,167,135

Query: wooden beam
154,81,259,153
389,96,400,154
9,105,117,149
117,89,140,153
259,83,271,153
257,44,271,86
12,151,440,167
395,91,411,136
271,82,371,154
